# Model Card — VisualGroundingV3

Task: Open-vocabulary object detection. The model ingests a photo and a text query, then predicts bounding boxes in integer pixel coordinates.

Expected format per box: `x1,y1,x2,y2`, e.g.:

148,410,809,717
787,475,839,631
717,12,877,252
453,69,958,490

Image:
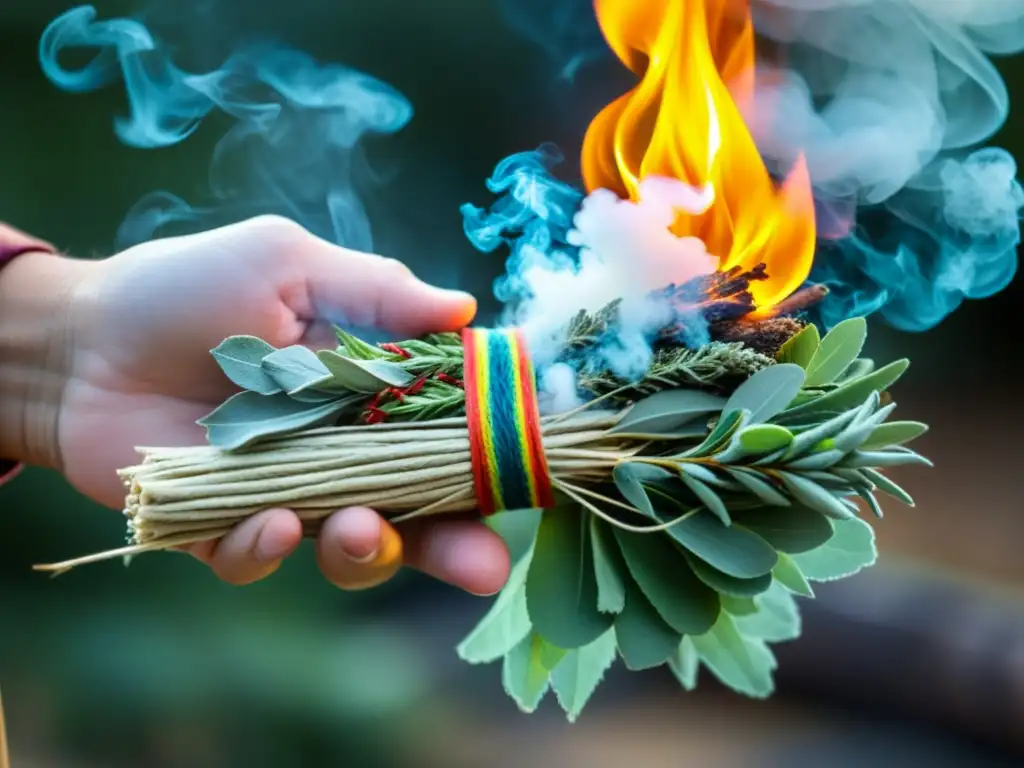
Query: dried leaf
550,630,617,722
776,323,820,369
723,364,806,424
611,390,728,435
804,317,867,387
210,335,281,395
614,580,683,670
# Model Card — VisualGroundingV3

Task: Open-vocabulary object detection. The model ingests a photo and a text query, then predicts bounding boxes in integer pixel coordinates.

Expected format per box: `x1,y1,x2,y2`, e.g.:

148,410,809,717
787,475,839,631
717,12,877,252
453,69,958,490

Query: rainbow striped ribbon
461,328,555,516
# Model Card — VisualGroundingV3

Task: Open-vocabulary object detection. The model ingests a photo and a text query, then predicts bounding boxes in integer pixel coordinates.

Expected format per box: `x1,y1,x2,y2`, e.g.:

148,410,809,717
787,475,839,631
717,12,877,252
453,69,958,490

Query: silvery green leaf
197,392,352,451
721,596,759,616
724,468,791,507
668,637,699,691
781,359,910,419
735,581,801,642
729,502,833,554
776,472,857,520
550,630,617,722
611,389,728,435
831,420,883,455
677,462,719,485
750,448,790,466
785,449,846,471
692,613,775,698
839,449,933,469
210,335,282,395
723,364,806,424
502,633,552,713
837,358,875,382
614,580,683,670
457,550,534,664
261,345,332,392
612,463,668,516
590,517,626,614
858,489,885,519
791,518,877,581
684,410,746,458
684,551,773,597
781,408,861,459
861,421,929,450
804,317,867,387
678,471,731,525
773,553,814,597
860,468,915,506
776,323,820,369
316,350,413,393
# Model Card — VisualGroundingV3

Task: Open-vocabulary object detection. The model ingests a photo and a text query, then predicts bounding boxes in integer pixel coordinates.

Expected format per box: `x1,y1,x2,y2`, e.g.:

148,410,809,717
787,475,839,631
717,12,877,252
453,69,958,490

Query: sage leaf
735,581,801,642
804,317,867,387
776,472,857,520
729,502,834,554
668,637,699,691
611,390,727,435
590,517,627,614
261,345,332,394
724,468,791,507
649,493,778,578
316,350,413,393
723,364,805,424
860,468,915,506
612,463,668,516
861,421,929,451
613,528,720,635
457,551,534,664
791,517,877,581
838,358,875,382
776,323,820,369
785,449,846,471
692,613,775,698
782,408,861,459
526,507,614,649
614,580,683,670
550,630,617,722
773,553,814,597
738,424,793,454
721,596,758,616
781,359,910,419
501,633,552,713
859,489,885,519
678,470,731,525
683,409,745,458
197,392,352,451
839,449,933,469
684,550,773,597
210,336,281,395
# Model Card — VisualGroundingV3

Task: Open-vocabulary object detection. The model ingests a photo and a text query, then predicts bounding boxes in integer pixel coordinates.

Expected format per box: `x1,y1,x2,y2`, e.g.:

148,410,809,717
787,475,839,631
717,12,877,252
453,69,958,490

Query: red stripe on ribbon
513,329,555,509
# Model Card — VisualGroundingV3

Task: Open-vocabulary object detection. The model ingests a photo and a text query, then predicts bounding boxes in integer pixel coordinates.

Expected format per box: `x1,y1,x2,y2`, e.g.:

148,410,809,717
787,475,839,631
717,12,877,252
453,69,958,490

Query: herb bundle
37,308,930,719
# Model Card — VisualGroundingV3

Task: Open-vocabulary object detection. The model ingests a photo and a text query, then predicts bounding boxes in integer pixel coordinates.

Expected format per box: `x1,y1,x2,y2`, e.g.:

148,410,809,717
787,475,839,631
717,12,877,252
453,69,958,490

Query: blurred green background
2,1,1024,766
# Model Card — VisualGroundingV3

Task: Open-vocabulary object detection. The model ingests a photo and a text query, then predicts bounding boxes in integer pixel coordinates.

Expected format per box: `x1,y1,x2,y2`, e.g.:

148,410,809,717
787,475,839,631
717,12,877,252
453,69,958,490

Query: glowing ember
582,0,817,310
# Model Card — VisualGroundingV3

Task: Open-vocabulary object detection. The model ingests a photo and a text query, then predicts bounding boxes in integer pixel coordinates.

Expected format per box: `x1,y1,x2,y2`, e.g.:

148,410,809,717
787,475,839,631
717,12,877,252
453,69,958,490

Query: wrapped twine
37,329,649,573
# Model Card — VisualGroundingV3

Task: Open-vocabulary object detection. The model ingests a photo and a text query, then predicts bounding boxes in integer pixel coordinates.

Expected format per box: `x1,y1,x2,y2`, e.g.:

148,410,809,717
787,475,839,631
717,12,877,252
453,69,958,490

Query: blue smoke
39,5,412,252
493,0,1024,332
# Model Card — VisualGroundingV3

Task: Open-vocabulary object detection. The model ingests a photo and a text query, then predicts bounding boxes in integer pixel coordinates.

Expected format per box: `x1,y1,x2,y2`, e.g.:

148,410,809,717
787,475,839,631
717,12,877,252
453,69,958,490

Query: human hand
3,215,510,592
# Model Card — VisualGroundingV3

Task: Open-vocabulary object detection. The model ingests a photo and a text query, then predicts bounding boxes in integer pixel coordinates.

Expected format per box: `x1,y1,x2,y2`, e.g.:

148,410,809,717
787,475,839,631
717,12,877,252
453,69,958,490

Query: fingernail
336,507,381,563
253,527,289,563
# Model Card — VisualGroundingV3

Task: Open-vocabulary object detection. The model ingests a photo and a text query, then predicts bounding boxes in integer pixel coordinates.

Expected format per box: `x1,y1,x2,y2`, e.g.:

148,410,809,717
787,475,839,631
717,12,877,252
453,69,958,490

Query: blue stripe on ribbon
486,331,532,509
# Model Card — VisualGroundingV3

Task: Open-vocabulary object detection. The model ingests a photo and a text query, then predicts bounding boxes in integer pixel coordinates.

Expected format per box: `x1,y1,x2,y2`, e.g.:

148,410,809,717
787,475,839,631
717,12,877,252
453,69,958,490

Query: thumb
303,239,477,337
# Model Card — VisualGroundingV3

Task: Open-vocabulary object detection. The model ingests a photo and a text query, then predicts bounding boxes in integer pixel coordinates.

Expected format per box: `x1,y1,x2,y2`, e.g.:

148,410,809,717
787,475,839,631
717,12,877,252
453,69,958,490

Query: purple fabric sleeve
0,222,57,486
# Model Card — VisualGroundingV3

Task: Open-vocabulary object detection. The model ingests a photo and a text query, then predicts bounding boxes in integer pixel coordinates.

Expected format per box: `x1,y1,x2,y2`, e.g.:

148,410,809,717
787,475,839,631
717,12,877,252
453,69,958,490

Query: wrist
0,251,95,470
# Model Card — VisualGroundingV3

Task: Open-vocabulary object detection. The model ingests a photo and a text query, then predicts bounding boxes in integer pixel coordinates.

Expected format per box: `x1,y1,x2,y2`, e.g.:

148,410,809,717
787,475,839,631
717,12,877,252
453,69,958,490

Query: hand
5,216,510,592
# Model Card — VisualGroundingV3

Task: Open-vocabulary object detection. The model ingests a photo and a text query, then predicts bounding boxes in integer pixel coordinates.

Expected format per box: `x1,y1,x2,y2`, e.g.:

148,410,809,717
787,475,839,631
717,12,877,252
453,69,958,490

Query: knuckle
246,214,309,245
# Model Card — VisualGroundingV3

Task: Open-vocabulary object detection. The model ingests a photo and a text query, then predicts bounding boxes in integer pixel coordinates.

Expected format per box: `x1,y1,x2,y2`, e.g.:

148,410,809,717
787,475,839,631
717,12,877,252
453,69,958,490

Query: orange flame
582,0,816,309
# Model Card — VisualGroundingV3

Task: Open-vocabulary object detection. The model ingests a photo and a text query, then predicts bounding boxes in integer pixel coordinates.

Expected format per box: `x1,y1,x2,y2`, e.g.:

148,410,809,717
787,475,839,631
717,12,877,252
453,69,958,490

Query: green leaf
550,631,617,722
780,359,910,419
210,336,281,395
776,323,820,369
502,633,552,713
668,637,699,691
315,349,414,393
773,553,814,597
860,468,915,506
734,580,801,642
457,551,534,664
722,364,806,424
613,528,720,635
197,392,352,450
791,517,877,581
738,424,794,454
861,421,929,450
590,518,627,614
683,410,745,457
692,613,775,698
729,503,834,554
721,596,758,616
804,317,868,387
724,468,792,507
684,551,773,597
526,507,615,649
840,448,933,469
649,494,778,578
539,641,568,672
612,463,668,516
677,469,731,525
260,346,333,396
838,358,875,382
611,390,727,435
776,472,857,520
614,580,683,670
333,326,388,360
